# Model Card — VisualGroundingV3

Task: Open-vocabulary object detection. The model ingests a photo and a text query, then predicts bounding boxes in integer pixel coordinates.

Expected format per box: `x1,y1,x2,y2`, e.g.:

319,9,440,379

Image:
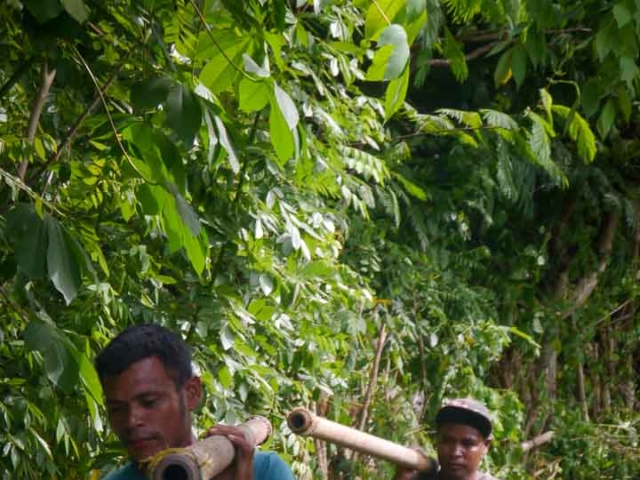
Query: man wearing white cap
397,398,498,480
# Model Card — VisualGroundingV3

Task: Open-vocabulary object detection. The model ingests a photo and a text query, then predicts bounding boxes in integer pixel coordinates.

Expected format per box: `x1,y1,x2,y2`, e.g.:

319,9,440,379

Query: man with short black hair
96,323,294,480
397,398,497,480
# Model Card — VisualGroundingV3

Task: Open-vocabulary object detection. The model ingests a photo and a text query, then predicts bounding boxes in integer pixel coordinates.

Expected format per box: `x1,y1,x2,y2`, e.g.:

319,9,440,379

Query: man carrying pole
96,323,294,480
397,398,498,480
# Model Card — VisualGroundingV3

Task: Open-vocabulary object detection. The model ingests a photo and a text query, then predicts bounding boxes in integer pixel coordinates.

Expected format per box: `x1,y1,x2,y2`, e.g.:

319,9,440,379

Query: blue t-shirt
104,451,294,480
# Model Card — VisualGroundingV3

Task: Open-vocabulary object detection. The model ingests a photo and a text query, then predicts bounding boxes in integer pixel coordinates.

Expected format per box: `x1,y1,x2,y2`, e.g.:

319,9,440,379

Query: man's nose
451,444,464,457
126,404,144,429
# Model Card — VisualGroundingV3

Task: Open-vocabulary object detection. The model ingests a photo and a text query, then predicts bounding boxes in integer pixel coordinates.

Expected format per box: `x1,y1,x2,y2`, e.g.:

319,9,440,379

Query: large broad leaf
45,215,82,305
162,195,184,253
24,321,79,394
6,204,47,279
274,84,299,130
365,0,405,39
385,66,410,118
239,78,270,113
365,25,410,81
165,84,202,148
138,183,168,216
183,228,208,275
214,116,240,174
199,31,252,95
61,0,89,23
22,0,64,22
130,76,175,110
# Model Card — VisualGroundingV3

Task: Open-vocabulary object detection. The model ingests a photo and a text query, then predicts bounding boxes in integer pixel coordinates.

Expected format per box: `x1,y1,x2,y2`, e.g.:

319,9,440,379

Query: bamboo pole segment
287,407,436,472
149,416,272,480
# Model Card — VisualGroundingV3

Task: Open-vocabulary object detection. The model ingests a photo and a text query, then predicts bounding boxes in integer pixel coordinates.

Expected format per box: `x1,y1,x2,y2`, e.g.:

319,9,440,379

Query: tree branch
33,58,126,183
18,58,56,180
521,431,554,452
429,41,502,67
564,211,619,318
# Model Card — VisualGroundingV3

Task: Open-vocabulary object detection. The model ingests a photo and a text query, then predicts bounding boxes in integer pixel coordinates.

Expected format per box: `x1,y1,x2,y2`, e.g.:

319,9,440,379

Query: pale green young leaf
366,25,410,81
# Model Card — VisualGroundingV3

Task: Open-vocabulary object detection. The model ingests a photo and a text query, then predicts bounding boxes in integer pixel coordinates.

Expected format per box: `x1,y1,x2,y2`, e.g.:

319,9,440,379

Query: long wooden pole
288,408,437,472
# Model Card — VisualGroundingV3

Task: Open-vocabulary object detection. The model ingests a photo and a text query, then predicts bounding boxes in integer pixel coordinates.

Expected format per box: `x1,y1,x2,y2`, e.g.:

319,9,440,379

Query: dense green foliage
0,0,638,479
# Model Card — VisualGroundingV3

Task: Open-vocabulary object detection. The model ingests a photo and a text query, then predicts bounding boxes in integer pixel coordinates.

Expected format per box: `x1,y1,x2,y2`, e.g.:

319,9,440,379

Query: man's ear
184,376,202,410
483,437,492,454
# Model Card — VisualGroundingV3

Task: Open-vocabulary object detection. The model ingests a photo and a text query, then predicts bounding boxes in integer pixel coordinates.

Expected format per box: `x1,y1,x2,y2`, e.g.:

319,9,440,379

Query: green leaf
138,183,167,215
199,32,251,94
61,0,89,23
620,56,640,89
366,24,410,81
45,216,81,305
613,3,632,27
274,84,299,130
218,365,233,389
511,45,527,87
442,28,468,82
165,84,202,148
525,27,547,69
162,195,183,253
582,80,601,118
6,204,47,279
616,86,632,122
494,48,514,86
171,189,201,237
393,172,428,200
552,105,597,163
269,84,299,164
214,116,240,174
130,76,175,111
300,260,334,278
24,321,79,394
365,0,404,39
596,99,616,139
385,66,410,118
22,0,64,23
239,78,270,113
270,100,295,164
183,227,208,275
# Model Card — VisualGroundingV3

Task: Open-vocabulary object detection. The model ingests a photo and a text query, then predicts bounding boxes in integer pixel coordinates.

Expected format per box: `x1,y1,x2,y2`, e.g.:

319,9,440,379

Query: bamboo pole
287,408,437,472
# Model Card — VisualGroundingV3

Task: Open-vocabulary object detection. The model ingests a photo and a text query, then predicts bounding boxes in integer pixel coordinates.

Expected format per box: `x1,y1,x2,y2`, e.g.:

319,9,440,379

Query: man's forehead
103,357,176,397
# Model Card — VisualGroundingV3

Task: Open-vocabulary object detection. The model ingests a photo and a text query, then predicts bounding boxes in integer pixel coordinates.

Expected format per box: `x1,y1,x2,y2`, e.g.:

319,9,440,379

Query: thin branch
521,431,554,452
71,48,154,183
429,41,502,67
358,323,387,431
351,322,386,465
459,27,592,43
33,58,127,184
18,58,57,180
397,124,505,139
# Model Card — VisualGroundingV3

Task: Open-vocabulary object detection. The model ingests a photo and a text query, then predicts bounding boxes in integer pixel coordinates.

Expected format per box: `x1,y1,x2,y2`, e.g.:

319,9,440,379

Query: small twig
71,48,154,183
429,41,503,67
34,57,127,184
397,124,505,139
18,58,57,180
357,322,387,432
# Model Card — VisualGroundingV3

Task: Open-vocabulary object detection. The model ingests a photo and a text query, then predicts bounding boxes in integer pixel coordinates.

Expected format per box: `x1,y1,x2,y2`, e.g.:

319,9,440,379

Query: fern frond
438,108,483,128
551,105,597,163
480,109,519,130
341,146,390,184
442,0,483,22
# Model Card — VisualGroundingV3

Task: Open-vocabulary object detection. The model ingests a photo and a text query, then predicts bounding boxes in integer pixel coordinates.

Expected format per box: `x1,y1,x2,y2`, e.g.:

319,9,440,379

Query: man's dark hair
95,323,193,387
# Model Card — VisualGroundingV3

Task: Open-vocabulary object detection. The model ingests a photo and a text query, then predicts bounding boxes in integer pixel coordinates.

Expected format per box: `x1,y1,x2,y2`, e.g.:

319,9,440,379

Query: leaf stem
71,47,157,184
371,0,391,25
188,0,257,82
